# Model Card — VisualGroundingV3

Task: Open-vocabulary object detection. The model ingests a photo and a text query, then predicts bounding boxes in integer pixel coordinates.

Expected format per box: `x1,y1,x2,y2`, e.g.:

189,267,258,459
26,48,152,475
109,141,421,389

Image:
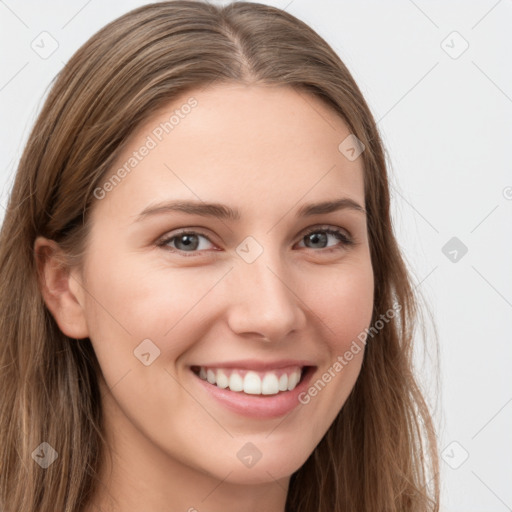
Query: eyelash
157,225,355,257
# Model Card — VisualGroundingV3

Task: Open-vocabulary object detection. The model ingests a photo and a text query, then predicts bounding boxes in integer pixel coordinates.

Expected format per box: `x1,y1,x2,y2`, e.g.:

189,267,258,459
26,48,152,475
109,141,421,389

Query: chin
199,441,312,486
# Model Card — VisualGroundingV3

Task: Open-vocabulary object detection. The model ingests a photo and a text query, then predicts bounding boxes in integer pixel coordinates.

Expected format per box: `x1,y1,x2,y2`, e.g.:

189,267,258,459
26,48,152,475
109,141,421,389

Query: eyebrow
135,197,366,222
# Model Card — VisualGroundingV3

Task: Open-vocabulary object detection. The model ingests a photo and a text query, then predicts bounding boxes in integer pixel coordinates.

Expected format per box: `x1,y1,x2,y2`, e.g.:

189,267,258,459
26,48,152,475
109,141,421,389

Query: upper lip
190,359,316,371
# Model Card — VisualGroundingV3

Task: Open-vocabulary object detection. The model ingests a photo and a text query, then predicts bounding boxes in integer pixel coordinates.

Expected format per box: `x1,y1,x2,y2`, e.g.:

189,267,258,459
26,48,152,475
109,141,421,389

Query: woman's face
73,84,373,493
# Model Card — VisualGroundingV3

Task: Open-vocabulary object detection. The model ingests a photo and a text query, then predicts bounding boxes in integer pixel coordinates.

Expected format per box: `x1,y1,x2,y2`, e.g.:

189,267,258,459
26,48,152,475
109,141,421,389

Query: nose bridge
226,241,305,340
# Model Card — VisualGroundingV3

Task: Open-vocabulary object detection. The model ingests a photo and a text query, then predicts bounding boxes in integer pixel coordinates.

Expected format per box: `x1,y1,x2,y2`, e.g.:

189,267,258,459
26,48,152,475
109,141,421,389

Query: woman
0,1,439,511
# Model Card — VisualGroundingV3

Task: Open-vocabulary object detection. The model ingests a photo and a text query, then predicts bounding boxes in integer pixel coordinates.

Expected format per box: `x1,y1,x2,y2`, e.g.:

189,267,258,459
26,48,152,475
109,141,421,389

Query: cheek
297,260,373,415
81,251,228,365
306,258,374,349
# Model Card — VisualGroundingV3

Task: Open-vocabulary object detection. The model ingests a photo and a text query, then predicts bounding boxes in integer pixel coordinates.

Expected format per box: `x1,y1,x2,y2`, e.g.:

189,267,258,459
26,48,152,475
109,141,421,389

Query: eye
297,225,354,252
157,225,354,257
158,230,215,256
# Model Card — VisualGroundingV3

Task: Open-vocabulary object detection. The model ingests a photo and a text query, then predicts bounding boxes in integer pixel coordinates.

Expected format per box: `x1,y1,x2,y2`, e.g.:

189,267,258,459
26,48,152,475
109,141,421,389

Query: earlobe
34,236,89,339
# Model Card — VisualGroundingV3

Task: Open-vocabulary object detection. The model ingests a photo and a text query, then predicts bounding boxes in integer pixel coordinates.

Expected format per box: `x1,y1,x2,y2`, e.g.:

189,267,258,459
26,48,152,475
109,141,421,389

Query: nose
225,250,307,343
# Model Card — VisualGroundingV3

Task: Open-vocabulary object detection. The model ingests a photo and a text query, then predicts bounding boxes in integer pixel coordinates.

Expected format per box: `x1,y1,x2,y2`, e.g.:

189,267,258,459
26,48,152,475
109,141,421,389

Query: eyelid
300,224,353,241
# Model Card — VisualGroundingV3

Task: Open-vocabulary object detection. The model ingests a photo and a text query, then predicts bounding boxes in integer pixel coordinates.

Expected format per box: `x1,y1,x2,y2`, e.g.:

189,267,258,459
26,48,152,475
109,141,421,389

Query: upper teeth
196,366,303,395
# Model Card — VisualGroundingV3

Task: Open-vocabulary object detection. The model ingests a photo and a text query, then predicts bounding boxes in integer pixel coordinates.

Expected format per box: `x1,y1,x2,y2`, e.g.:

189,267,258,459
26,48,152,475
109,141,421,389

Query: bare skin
35,83,374,512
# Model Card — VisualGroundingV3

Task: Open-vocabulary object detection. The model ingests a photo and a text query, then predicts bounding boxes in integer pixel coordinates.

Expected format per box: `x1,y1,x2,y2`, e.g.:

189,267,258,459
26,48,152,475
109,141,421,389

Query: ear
34,236,89,339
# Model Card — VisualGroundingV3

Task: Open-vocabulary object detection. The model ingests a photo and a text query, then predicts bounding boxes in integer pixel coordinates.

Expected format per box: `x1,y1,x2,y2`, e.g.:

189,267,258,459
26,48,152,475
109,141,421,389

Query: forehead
93,83,365,222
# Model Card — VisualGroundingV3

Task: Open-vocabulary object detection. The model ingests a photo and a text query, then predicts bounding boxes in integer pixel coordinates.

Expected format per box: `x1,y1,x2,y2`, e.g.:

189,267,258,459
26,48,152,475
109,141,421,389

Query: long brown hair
0,1,439,510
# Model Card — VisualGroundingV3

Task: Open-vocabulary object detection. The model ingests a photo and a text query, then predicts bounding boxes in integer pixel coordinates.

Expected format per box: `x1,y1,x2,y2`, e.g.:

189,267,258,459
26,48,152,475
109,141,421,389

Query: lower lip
191,367,316,419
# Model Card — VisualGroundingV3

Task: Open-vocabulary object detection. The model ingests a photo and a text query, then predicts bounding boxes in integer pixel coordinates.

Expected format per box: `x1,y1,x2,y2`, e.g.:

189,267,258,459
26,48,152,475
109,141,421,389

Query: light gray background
1,1,511,510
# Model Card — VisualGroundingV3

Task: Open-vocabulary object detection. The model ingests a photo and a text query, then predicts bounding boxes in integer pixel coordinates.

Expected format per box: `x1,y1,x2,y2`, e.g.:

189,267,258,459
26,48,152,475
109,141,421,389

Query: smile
191,365,304,395
189,364,316,418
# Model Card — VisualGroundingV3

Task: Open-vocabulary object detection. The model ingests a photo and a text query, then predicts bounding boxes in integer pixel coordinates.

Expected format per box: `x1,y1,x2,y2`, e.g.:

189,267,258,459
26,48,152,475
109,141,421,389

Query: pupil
176,234,198,251
308,232,327,248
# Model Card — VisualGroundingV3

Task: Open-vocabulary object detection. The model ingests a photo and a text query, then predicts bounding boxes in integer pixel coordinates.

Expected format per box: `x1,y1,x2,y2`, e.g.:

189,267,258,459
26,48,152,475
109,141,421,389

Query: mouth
190,365,314,396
